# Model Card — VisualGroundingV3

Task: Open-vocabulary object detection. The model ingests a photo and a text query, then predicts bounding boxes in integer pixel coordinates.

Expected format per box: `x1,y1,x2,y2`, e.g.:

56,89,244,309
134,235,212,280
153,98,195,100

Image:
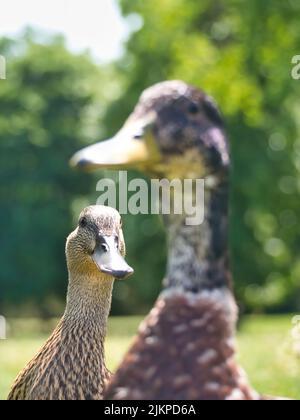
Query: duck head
66,205,134,280
71,80,229,180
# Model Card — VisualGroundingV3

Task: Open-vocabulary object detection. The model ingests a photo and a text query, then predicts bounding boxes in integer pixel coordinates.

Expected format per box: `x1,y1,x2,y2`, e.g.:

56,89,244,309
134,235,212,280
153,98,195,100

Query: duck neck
164,174,231,293
64,272,114,338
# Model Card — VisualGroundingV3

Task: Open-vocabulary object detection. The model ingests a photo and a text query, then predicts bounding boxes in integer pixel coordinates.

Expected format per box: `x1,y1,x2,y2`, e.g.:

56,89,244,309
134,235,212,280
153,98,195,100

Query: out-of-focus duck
72,81,286,400
8,206,133,400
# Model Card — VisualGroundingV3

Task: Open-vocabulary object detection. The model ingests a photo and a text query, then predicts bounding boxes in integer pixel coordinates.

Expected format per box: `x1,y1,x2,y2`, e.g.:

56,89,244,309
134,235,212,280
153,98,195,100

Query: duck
7,205,133,400
71,81,284,400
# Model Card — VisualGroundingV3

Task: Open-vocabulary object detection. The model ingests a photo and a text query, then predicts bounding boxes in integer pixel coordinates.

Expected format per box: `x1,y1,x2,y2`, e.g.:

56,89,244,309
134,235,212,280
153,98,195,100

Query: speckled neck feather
65,271,114,329
164,178,231,292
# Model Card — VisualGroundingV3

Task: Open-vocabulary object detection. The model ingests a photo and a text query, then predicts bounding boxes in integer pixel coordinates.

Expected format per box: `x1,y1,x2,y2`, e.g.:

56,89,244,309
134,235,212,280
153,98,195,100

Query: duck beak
92,236,134,280
70,114,160,171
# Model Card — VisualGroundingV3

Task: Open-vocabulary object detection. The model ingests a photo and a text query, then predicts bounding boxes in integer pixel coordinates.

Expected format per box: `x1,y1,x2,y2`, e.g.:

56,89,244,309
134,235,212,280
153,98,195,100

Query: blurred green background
1,0,300,318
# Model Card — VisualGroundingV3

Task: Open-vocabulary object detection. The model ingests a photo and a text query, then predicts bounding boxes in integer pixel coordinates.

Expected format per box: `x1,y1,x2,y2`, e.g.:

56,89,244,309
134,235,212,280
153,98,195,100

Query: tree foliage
0,32,102,315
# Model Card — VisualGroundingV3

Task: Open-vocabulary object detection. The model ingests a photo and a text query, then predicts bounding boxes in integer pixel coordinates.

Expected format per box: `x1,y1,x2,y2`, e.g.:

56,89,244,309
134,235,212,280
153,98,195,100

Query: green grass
1,315,300,400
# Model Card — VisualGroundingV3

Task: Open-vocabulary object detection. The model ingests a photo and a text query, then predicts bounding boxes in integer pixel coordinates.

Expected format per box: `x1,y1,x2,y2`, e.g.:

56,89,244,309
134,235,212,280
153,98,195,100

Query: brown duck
72,81,287,400
8,205,133,400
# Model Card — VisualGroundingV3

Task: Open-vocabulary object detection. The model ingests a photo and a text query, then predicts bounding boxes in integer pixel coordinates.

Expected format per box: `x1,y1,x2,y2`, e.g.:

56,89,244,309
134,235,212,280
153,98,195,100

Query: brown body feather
105,290,257,400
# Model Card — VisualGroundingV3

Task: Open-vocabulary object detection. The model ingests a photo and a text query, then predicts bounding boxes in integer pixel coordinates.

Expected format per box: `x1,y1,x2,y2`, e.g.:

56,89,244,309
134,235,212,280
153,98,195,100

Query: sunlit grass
0,315,299,400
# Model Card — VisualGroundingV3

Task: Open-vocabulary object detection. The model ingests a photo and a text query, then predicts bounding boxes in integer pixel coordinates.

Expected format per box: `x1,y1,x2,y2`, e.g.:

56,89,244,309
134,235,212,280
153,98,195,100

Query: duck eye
188,103,199,114
101,243,109,253
79,217,87,228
